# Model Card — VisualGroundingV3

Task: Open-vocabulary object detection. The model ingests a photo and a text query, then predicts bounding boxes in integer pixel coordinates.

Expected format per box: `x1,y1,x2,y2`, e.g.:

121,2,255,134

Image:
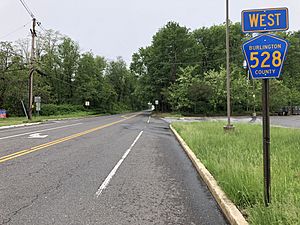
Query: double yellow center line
0,114,138,164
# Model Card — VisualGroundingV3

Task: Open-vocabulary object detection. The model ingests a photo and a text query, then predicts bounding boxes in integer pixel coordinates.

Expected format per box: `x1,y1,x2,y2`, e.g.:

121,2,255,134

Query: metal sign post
262,79,271,205
155,100,159,112
242,7,289,207
243,35,288,206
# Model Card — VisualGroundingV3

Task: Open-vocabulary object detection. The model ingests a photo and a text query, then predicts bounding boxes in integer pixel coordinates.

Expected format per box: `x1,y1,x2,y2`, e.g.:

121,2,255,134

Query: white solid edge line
95,130,144,198
0,123,83,140
0,122,42,132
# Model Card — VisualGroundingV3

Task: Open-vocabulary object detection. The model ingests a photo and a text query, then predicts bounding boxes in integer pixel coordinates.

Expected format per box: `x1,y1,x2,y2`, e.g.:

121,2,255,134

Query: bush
39,104,86,116
110,102,131,114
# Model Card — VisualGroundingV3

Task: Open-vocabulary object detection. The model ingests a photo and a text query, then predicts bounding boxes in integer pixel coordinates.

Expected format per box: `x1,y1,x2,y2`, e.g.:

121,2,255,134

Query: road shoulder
170,124,248,225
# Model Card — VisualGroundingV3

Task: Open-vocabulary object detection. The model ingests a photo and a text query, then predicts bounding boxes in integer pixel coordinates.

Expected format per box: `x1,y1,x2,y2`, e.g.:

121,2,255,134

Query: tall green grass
173,122,300,225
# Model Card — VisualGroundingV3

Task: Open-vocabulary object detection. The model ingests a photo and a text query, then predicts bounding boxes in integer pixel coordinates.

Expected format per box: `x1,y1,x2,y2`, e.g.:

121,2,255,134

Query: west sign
242,8,289,33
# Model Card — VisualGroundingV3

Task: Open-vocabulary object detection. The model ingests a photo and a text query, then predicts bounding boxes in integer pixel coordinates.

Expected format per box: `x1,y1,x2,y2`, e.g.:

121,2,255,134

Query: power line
18,0,49,34
38,23,46,32
35,70,90,93
36,22,48,33
18,0,35,19
0,21,31,40
159,52,243,65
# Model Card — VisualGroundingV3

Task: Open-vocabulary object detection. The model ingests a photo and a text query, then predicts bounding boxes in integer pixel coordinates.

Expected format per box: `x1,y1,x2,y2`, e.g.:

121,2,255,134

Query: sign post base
223,124,235,132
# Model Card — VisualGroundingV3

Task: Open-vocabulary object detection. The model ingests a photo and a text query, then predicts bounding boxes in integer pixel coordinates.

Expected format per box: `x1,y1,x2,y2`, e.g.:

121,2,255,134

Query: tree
168,66,212,114
36,30,64,103
203,68,227,113
0,41,28,115
131,22,204,112
74,52,109,109
105,57,137,110
269,80,292,112
57,37,80,103
279,31,300,91
1,21,300,116
193,22,245,73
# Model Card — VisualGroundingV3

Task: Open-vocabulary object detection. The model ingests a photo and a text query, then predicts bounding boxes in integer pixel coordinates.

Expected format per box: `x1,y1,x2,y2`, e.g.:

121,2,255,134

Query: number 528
250,51,282,68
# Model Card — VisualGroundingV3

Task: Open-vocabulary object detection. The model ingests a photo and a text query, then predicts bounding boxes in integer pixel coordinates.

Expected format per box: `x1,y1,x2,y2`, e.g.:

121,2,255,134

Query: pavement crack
1,194,39,225
1,162,84,224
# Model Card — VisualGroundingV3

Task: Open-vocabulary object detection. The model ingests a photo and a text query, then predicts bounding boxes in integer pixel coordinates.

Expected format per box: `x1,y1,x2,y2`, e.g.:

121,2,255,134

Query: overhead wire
39,23,47,32
15,0,245,79
35,61,107,94
0,21,31,40
18,0,35,19
18,0,50,35
159,52,244,65
35,21,48,33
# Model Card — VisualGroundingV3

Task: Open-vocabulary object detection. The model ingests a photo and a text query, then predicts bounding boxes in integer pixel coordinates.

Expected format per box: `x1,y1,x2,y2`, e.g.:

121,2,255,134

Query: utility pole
28,18,36,120
224,0,234,131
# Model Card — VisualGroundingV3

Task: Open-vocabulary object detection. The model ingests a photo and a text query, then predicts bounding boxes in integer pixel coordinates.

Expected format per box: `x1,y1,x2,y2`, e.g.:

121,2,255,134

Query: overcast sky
1,0,299,63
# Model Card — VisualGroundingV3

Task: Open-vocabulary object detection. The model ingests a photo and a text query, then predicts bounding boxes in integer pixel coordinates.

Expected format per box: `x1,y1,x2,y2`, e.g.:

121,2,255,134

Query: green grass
0,111,99,127
172,122,300,225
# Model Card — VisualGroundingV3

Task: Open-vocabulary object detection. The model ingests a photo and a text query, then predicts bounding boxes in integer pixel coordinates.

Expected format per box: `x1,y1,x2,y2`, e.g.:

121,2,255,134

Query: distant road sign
243,34,288,79
34,96,41,103
242,8,289,33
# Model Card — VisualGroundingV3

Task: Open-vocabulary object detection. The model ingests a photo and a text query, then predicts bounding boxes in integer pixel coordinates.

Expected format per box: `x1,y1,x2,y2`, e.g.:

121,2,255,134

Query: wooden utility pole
224,0,234,131
28,18,36,120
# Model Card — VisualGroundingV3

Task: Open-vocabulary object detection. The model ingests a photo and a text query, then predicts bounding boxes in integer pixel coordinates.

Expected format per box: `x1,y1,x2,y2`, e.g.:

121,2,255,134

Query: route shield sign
243,34,288,79
242,8,289,33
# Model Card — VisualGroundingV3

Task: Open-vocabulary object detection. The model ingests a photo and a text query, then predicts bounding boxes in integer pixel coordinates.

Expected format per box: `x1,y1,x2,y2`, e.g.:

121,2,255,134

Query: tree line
130,22,300,115
1,22,300,116
0,30,141,116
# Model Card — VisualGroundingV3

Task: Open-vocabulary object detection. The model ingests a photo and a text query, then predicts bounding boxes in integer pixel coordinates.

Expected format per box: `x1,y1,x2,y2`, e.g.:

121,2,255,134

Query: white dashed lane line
95,130,144,197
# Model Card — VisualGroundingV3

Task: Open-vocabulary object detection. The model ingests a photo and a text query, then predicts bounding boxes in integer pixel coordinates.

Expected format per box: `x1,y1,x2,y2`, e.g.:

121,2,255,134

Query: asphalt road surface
0,112,228,225
270,115,300,128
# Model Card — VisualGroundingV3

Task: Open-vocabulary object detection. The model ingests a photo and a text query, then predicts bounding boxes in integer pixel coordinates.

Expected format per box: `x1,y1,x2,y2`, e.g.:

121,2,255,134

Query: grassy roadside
0,111,100,127
172,122,300,225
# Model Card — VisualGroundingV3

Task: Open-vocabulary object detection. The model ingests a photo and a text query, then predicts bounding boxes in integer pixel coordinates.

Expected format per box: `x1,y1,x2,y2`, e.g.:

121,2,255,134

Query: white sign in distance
34,96,41,103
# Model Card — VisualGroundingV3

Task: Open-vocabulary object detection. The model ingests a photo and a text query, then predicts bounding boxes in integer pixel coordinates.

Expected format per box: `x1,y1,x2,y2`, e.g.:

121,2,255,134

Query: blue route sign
243,34,288,79
242,8,289,33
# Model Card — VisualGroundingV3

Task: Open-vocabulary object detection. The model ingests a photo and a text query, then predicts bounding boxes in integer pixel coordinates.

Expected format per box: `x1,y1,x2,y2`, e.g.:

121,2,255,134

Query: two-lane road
0,112,227,225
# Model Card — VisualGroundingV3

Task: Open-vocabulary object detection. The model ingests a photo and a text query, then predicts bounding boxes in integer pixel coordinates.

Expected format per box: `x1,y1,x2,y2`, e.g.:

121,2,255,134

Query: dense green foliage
1,22,300,116
131,22,300,114
0,31,142,116
39,104,85,116
173,122,300,224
